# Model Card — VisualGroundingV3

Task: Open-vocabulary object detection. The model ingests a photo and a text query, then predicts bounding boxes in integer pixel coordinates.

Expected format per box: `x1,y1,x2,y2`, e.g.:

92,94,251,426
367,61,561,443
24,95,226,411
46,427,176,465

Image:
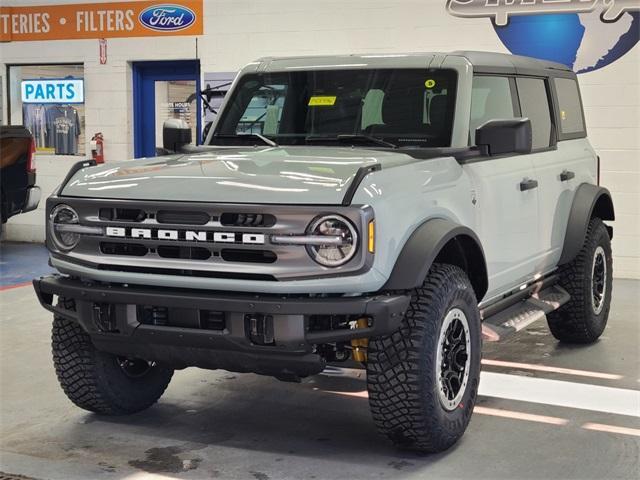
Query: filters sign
0,0,203,42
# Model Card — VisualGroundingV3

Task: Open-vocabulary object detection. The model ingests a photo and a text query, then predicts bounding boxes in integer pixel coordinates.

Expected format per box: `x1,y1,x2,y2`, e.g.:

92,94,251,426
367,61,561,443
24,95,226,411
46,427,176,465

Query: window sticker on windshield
310,166,335,174
308,96,337,106
425,79,436,89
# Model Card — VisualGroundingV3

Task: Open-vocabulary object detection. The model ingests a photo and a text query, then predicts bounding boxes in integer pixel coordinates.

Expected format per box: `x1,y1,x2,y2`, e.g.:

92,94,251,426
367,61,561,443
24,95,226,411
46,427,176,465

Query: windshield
211,68,457,148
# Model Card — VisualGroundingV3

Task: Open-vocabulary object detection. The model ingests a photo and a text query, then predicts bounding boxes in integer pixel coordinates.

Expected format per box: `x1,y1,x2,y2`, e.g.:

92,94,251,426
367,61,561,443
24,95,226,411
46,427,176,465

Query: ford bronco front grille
156,210,211,225
99,207,147,222
220,212,276,227
50,199,373,281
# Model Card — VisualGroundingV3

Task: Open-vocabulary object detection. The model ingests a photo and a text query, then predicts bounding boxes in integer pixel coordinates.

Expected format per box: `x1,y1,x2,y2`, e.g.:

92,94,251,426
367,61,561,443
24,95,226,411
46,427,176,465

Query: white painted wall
1,0,638,278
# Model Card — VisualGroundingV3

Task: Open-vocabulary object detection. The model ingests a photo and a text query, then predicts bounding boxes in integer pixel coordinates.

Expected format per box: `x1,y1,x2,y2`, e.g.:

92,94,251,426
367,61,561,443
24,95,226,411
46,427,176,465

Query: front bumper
33,275,410,378
22,186,41,213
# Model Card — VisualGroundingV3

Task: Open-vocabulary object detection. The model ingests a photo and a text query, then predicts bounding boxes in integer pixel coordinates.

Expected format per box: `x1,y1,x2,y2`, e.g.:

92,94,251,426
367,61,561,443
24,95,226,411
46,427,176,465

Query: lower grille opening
138,305,226,331
308,314,363,333
200,310,226,331
221,249,277,264
138,305,169,326
100,242,148,256
157,245,211,260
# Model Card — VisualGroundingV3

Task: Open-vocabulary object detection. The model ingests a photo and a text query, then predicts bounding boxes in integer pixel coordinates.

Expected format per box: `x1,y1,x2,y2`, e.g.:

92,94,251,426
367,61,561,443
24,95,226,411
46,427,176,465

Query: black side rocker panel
558,183,614,265
382,218,488,300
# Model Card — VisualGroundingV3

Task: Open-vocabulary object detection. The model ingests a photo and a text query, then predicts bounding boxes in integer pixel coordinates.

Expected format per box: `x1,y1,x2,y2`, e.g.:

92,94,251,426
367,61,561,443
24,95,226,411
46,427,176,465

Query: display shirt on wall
9,65,85,156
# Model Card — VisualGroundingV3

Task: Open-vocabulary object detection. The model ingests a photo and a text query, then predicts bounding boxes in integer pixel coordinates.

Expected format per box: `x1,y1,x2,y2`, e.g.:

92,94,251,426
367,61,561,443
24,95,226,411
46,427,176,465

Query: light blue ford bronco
34,51,614,452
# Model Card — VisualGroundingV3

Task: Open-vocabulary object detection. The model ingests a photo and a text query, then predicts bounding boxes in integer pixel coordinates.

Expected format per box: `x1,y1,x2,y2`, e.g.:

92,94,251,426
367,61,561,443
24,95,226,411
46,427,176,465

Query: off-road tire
52,316,174,415
547,217,612,343
367,264,482,453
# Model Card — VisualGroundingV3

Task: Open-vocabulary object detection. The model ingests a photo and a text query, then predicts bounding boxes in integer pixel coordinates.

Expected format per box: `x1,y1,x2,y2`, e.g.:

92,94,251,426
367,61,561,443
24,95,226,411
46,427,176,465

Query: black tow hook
92,303,118,333
245,314,275,346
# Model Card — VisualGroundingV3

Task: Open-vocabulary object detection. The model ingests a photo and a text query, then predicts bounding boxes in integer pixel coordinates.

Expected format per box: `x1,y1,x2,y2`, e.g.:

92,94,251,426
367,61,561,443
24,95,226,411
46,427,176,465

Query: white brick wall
1,0,638,278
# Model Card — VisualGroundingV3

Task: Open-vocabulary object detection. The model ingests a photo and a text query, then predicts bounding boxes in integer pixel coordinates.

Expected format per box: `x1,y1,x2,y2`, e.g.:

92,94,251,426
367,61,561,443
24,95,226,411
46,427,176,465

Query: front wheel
52,316,174,415
367,264,482,453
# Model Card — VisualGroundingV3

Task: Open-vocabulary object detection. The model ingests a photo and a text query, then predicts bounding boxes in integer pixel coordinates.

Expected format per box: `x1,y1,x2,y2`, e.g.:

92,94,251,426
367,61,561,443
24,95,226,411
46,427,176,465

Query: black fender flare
382,218,488,301
558,183,615,265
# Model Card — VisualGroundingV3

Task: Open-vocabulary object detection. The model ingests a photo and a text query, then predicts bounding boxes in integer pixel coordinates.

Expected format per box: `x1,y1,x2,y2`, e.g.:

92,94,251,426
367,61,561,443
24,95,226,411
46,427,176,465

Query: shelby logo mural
447,0,640,73
139,4,196,31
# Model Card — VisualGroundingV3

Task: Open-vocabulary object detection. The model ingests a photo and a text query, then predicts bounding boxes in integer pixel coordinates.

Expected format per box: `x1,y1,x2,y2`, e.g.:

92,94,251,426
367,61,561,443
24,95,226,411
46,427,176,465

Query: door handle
560,170,575,182
520,179,539,191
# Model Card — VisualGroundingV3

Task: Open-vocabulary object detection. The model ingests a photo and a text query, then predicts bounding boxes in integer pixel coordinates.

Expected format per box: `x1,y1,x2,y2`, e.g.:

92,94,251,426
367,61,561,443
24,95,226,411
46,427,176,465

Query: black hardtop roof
253,51,577,78
453,50,575,77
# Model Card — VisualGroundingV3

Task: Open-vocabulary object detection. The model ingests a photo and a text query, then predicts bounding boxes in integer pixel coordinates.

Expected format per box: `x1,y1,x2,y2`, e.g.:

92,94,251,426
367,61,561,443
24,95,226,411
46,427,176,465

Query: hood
60,146,416,205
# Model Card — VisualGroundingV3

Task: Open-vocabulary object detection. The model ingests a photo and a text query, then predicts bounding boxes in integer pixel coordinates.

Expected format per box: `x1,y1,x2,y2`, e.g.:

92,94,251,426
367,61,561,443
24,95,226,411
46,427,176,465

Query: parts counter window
8,64,85,156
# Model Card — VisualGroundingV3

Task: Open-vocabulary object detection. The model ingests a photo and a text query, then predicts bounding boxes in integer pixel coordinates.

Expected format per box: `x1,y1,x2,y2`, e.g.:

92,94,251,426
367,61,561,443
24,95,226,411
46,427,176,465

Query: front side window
516,77,553,150
554,77,585,136
469,76,515,145
213,68,458,148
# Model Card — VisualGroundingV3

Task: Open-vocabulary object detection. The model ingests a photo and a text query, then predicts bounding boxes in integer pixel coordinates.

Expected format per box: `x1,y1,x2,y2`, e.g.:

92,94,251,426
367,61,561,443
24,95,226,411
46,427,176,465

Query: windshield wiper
306,134,397,149
212,133,278,147
337,134,397,148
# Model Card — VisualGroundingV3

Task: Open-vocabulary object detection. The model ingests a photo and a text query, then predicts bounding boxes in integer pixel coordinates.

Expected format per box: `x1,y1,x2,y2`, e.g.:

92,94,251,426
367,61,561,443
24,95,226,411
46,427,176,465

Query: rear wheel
367,264,481,453
52,315,174,415
547,217,613,343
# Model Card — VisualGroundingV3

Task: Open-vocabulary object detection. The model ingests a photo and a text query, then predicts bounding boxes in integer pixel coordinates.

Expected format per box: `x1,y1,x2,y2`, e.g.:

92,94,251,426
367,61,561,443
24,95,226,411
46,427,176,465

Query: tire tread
52,305,173,415
547,217,612,343
367,264,480,452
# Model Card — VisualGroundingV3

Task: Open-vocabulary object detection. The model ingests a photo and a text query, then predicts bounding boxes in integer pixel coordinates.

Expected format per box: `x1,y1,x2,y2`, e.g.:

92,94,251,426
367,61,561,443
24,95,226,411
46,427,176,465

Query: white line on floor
321,368,640,417
481,359,623,380
582,422,640,437
479,372,640,417
473,406,569,425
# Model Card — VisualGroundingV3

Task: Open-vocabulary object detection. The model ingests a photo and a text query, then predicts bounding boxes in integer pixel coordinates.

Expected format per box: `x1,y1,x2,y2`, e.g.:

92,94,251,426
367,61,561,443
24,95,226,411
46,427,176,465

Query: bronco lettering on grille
105,227,264,245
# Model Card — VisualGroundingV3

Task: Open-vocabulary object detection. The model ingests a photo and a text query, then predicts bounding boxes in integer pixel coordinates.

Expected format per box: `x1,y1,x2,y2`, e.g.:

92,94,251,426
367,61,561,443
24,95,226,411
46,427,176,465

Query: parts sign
21,79,84,104
0,1,203,42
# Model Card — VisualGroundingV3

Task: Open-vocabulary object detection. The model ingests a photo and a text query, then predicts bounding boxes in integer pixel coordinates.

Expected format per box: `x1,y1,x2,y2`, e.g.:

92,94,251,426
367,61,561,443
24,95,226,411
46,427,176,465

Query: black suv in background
1,125,41,234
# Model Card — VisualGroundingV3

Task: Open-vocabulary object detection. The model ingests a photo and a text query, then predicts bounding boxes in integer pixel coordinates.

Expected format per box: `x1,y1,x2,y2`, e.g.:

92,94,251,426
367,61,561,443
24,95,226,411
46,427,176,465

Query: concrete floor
0,244,639,479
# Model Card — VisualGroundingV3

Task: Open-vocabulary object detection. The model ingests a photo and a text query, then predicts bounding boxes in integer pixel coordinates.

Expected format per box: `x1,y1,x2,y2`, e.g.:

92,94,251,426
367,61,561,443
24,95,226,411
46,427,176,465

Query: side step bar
481,285,570,342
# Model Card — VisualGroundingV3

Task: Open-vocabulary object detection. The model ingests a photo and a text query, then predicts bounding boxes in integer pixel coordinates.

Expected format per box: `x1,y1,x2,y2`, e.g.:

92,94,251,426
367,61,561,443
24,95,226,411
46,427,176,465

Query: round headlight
306,215,358,267
50,204,80,251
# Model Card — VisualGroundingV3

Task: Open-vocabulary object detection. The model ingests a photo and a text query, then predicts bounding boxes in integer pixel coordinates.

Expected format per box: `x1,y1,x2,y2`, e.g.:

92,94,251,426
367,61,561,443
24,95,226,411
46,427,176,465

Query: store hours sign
21,79,84,104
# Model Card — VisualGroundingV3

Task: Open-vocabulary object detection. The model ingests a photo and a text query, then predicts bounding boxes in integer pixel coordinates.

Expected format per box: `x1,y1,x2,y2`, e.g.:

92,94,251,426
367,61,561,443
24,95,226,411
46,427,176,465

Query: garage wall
1,0,638,279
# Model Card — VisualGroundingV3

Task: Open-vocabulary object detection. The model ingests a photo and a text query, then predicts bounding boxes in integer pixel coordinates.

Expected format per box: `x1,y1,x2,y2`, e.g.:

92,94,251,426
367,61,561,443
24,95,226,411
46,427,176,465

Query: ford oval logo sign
139,4,196,32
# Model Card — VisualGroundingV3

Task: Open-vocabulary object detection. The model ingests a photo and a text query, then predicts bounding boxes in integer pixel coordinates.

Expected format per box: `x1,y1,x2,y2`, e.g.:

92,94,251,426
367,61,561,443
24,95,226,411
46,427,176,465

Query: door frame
132,60,201,158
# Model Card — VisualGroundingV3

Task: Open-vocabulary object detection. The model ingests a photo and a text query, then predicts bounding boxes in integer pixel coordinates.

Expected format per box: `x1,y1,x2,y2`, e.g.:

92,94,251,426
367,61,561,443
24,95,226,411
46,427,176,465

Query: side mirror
475,118,532,156
163,118,192,153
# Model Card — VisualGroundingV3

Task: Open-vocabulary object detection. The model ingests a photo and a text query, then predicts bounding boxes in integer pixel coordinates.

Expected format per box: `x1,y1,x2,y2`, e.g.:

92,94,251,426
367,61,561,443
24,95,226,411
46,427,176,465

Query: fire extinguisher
91,132,104,164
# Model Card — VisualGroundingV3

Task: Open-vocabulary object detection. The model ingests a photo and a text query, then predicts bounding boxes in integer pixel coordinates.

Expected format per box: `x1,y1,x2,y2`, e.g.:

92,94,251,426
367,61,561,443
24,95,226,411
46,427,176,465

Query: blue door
132,60,201,158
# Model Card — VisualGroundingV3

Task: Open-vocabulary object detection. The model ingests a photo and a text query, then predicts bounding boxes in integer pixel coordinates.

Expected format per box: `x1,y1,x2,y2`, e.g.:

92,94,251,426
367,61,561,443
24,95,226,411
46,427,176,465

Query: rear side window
554,78,585,136
516,77,552,150
469,76,516,145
